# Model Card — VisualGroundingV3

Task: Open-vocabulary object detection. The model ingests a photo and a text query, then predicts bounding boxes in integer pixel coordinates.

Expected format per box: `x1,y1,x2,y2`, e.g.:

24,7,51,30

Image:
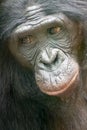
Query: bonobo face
9,4,82,97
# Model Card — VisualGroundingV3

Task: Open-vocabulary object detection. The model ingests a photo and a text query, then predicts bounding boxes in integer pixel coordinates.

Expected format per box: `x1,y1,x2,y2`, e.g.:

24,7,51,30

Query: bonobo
0,0,87,130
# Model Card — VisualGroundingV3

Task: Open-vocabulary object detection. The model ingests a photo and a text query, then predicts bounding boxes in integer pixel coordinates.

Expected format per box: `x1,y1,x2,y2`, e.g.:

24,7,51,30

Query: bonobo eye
19,35,34,45
47,26,61,35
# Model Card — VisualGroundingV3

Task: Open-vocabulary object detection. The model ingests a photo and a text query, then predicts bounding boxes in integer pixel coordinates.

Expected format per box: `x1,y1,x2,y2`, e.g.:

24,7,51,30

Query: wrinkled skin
0,0,87,130
9,12,81,96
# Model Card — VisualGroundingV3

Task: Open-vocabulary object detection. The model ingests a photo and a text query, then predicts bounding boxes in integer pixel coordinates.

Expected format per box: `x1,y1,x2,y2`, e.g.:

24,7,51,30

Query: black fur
0,0,87,130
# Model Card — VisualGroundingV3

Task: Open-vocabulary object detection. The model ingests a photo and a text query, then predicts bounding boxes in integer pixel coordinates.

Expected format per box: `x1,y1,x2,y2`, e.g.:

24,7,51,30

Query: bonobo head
6,1,83,97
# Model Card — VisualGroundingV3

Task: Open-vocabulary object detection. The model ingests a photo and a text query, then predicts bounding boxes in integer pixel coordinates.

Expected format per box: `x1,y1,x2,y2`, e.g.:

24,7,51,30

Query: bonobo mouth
39,70,79,96
35,57,79,97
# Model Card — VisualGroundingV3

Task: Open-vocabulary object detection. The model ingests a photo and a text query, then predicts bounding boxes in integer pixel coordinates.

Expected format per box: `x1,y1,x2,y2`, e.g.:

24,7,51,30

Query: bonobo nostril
40,48,58,65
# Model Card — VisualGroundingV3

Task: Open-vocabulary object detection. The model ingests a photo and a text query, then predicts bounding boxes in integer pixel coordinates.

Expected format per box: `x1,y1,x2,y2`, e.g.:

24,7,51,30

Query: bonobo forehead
25,3,59,20
15,2,84,33
26,5,47,21
0,0,85,40
15,13,67,34
14,4,64,34
26,1,58,15
14,4,73,35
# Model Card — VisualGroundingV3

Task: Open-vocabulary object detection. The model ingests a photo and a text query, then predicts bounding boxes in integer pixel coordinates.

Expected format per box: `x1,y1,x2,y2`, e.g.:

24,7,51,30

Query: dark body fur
0,0,87,130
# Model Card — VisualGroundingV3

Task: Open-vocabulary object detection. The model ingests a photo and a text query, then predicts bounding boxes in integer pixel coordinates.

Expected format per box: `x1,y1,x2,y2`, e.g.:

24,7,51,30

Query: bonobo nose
38,48,65,71
40,48,58,65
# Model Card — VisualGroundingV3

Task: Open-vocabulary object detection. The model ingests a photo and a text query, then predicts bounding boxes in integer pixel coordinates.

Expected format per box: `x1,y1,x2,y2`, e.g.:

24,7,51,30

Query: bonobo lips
40,70,79,96
35,57,79,96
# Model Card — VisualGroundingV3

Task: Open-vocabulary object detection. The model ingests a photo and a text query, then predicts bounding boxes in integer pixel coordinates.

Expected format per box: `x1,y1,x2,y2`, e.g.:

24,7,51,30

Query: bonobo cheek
35,57,79,97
